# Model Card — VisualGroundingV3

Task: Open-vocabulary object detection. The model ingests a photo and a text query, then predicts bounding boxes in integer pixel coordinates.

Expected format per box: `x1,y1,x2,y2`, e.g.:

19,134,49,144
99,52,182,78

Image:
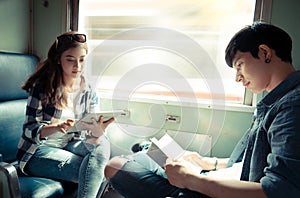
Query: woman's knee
104,156,129,179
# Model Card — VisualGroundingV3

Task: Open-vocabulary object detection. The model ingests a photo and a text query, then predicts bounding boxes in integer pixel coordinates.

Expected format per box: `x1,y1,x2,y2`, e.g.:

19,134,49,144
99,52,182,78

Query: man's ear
258,44,272,63
258,44,272,59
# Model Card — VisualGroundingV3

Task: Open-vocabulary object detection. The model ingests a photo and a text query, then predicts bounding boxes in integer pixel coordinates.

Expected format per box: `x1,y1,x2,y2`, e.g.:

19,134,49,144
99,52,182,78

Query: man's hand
165,160,193,189
182,151,222,170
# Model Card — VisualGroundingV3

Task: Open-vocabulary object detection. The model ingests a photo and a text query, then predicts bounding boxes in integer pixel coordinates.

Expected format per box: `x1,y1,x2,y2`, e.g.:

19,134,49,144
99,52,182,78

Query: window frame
69,0,272,110
243,0,272,106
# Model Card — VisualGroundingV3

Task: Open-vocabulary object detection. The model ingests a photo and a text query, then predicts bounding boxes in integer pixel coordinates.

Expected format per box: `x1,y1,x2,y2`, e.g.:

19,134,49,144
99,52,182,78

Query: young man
104,22,300,197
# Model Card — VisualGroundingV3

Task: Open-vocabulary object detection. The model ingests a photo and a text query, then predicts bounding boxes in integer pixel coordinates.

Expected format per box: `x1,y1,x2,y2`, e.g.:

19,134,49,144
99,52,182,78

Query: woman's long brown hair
22,31,88,108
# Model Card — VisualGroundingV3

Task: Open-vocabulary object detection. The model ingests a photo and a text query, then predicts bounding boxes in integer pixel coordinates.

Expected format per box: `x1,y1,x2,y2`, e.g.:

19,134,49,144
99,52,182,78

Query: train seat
0,51,77,198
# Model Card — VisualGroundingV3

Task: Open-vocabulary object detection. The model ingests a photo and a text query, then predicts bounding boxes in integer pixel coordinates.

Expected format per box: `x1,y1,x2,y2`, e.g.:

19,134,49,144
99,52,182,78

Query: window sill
97,90,255,113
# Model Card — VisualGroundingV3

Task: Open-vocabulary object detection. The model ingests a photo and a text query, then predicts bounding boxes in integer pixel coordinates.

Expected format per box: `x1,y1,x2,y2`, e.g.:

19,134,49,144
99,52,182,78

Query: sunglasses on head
56,34,86,49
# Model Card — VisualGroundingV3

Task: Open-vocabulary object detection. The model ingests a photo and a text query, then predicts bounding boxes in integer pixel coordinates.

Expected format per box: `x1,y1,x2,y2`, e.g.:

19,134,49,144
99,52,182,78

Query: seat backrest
0,52,38,162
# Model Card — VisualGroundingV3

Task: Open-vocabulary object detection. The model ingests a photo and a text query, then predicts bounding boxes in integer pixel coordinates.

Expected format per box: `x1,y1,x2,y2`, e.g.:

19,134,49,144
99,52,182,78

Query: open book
67,110,128,133
147,134,203,173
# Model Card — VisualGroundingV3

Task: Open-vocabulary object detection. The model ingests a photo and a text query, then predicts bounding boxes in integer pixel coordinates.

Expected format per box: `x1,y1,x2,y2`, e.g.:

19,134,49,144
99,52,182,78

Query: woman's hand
57,119,76,133
40,119,75,139
81,116,115,138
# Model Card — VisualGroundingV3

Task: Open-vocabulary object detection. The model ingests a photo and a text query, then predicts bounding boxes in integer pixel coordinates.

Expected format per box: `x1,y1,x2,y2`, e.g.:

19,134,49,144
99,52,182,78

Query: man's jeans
109,152,208,198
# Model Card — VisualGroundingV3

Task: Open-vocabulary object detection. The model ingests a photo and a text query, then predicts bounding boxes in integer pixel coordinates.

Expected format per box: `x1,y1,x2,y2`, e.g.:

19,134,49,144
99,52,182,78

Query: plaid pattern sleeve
17,82,99,174
17,82,59,172
89,89,98,113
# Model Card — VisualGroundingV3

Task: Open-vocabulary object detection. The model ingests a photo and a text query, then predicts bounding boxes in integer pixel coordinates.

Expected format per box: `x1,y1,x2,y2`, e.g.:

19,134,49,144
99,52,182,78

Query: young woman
17,32,114,197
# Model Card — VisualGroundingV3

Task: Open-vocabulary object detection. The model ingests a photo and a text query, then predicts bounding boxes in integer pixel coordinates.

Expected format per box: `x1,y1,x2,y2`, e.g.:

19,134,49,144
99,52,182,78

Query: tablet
67,110,127,133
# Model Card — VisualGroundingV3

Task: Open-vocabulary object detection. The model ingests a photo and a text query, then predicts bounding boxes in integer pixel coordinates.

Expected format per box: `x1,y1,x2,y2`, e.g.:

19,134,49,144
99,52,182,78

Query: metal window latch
120,109,130,117
165,114,180,123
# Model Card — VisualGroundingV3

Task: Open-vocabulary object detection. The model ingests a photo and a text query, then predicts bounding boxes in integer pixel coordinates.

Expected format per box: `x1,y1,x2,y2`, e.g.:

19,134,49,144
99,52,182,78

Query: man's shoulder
283,83,300,102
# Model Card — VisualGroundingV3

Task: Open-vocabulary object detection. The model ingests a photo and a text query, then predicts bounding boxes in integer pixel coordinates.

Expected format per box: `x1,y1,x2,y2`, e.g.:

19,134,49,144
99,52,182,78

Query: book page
150,134,185,160
149,134,203,173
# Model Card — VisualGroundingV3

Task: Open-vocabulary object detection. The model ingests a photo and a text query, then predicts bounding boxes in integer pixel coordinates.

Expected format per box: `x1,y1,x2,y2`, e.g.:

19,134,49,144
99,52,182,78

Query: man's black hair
225,21,292,67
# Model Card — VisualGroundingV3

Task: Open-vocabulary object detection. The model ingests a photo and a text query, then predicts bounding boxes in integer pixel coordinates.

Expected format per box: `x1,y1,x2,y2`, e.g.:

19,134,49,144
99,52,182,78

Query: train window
78,0,257,106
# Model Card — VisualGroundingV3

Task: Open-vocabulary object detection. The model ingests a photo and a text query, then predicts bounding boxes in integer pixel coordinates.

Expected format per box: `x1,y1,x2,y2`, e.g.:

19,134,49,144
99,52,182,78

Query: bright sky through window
79,0,256,104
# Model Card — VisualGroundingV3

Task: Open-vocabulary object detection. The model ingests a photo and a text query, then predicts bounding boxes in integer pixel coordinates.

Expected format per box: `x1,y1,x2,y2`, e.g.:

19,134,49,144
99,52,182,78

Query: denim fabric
17,81,98,173
25,136,110,197
229,71,300,197
110,71,300,197
110,153,208,198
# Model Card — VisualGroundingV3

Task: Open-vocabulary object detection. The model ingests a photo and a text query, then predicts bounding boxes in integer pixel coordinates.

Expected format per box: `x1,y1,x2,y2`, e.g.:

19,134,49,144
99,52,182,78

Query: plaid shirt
17,81,98,173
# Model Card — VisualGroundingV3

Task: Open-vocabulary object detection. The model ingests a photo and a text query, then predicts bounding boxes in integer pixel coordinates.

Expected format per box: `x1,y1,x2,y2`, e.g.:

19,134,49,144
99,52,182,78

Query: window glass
78,0,256,104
